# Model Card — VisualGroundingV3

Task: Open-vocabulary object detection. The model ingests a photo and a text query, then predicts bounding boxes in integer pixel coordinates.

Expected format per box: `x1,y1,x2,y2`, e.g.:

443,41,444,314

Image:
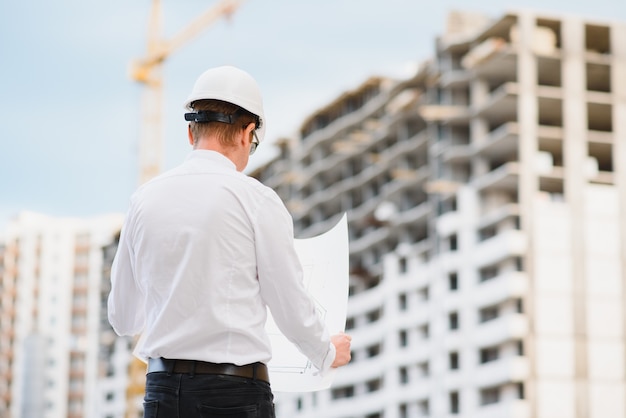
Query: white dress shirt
108,150,335,372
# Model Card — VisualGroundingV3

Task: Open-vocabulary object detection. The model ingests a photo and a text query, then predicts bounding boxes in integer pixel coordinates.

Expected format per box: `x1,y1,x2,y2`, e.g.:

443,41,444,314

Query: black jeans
144,372,275,418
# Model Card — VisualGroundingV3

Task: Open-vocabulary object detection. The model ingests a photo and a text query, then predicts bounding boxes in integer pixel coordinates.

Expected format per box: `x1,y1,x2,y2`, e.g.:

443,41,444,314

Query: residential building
0,235,15,417
0,212,126,418
251,10,626,418
97,234,135,418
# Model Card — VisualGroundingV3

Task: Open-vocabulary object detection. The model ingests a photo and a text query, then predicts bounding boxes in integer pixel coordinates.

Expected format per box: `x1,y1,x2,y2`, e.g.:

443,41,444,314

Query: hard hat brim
183,66,266,143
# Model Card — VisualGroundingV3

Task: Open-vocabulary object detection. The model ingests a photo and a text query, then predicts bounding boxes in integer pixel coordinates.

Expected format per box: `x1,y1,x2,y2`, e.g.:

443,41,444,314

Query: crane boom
163,0,242,65
130,0,245,184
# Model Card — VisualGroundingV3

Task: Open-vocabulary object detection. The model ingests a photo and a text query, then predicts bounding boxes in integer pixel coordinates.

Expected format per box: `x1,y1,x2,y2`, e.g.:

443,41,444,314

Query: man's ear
242,122,256,144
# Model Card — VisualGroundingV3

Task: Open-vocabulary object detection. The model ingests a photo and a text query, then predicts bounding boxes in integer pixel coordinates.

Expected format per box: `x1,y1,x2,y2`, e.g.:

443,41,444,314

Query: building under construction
251,10,626,418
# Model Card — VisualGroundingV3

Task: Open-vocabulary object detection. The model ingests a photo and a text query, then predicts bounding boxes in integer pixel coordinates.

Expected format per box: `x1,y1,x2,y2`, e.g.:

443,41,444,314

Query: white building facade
251,10,626,418
0,212,128,418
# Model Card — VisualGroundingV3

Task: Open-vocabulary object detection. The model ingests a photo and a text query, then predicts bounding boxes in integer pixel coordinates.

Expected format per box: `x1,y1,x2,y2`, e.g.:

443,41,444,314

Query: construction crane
130,0,245,185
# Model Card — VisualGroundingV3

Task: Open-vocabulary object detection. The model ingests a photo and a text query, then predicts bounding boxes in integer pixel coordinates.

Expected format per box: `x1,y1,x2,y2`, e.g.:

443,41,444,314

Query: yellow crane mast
130,0,244,185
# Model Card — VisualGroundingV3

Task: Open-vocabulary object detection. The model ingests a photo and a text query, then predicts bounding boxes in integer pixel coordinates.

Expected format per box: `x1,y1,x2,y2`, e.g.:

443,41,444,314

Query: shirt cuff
318,342,336,374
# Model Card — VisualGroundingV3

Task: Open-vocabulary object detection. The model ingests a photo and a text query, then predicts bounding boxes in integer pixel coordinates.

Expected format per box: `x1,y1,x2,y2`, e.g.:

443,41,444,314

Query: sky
1,0,625,232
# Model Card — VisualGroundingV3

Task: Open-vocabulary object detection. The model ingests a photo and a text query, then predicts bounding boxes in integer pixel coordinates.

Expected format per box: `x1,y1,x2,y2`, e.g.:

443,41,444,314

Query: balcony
475,356,529,387
300,88,391,154
474,229,526,267
442,144,473,164
393,299,432,331
291,154,342,191
462,37,510,70
476,82,518,127
473,313,528,347
347,284,386,317
333,353,386,388
473,49,518,83
473,162,520,193
418,104,470,124
474,122,519,160
382,130,428,161
349,227,389,256
478,399,530,418
328,389,388,418
440,69,473,89
476,271,528,308
478,203,520,229
382,166,430,200
391,202,431,229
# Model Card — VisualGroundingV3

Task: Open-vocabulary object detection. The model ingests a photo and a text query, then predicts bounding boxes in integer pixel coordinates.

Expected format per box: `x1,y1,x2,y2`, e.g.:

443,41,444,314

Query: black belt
147,358,269,384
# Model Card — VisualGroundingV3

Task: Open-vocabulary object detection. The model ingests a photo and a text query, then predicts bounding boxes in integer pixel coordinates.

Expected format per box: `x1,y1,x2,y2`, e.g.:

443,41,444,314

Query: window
418,324,430,339
418,399,430,415
517,382,525,399
587,103,613,132
479,225,497,241
448,272,458,291
480,386,500,405
399,257,408,273
449,312,459,330
366,343,382,358
398,293,408,311
331,385,354,399
479,265,498,282
480,346,499,364
345,317,355,330
348,284,357,296
585,24,611,54
450,391,460,414
479,305,499,323
366,308,382,323
399,403,408,418
418,361,430,377
399,367,409,384
449,234,458,251
366,378,383,392
399,330,408,347
449,352,460,370
588,142,613,176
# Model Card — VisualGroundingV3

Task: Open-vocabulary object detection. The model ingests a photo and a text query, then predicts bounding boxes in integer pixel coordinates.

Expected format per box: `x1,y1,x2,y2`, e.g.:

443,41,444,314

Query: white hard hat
184,66,266,142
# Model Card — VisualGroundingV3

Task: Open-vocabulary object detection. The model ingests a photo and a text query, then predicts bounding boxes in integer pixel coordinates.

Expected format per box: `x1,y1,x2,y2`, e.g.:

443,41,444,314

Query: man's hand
331,333,352,367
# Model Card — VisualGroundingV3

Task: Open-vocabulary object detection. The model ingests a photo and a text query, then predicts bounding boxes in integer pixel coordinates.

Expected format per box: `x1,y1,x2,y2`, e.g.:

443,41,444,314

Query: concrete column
562,17,589,418
611,19,626,418
515,11,540,418
470,78,490,178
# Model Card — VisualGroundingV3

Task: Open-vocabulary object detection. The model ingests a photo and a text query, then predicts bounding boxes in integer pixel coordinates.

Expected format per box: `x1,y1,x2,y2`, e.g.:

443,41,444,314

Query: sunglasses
250,131,260,155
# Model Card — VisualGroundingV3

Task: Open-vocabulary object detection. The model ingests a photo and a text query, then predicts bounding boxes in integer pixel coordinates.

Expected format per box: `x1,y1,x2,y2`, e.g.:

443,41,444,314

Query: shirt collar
186,149,236,171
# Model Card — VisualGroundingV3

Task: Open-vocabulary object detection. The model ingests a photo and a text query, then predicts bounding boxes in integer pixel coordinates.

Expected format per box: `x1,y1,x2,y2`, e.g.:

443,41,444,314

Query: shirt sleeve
254,190,336,372
107,199,145,337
